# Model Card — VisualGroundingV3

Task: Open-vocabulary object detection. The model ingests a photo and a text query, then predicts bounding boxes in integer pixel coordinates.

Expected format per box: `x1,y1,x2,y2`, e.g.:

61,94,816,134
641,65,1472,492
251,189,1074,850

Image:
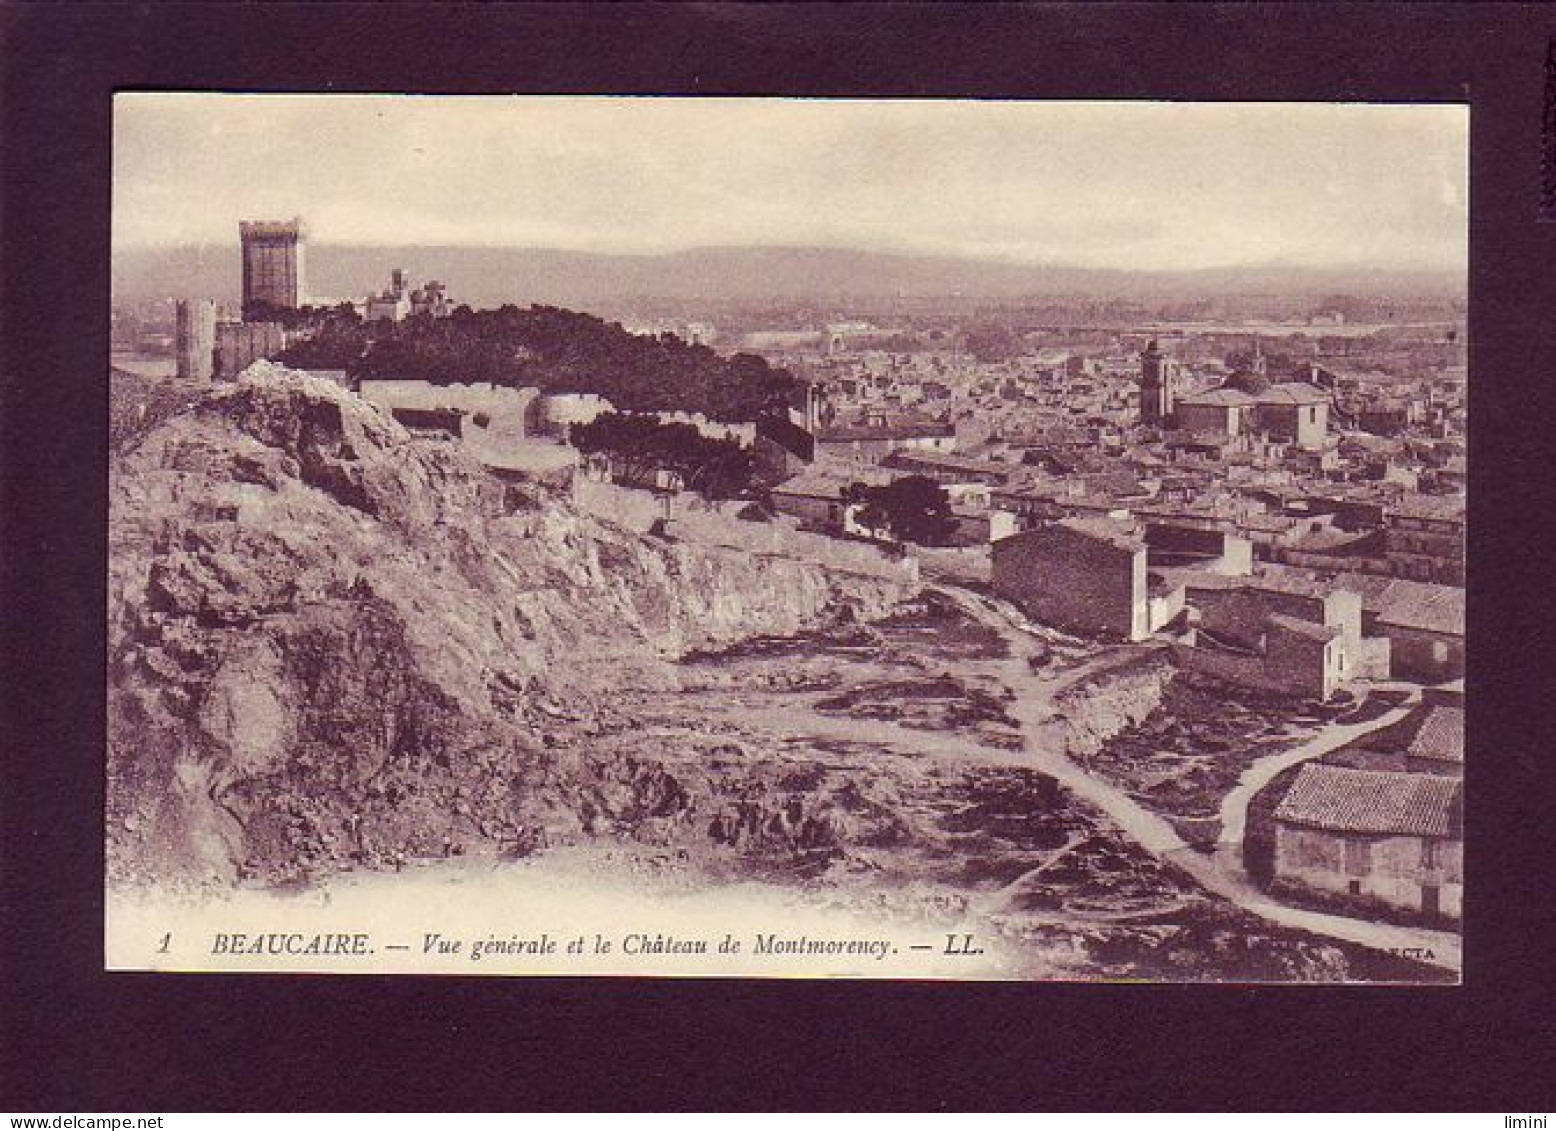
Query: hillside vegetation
279,303,802,422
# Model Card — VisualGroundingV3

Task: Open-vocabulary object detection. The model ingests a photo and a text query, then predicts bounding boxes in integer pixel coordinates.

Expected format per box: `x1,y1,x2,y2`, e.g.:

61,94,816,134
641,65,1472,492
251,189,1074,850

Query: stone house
1332,573,1464,683
1174,386,1257,438
1262,614,1346,701
1172,380,1330,450
992,517,1151,641
769,466,892,531
882,449,1014,486
1171,573,1371,700
812,419,957,466
1273,764,1462,920
1253,383,1331,449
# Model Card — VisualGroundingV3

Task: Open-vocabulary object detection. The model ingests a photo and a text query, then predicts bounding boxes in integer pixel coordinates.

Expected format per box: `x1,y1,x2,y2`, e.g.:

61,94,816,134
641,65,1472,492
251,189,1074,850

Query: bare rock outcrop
1053,651,1177,758
108,367,911,886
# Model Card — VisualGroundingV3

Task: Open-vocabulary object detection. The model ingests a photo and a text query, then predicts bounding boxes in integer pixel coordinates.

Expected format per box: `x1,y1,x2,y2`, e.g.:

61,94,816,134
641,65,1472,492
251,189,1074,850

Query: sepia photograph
106,93,1467,984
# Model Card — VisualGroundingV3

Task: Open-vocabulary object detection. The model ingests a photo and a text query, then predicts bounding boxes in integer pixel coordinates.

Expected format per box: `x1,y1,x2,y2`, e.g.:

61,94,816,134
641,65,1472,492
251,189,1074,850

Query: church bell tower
1138,339,1176,427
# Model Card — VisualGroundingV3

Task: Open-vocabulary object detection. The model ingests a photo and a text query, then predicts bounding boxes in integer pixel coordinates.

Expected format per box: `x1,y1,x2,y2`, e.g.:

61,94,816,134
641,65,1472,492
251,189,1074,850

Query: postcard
107,94,1465,982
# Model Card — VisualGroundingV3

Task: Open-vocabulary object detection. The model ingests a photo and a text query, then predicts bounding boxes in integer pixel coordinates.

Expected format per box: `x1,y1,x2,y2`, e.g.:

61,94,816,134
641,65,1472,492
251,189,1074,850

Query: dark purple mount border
3,1,1554,1114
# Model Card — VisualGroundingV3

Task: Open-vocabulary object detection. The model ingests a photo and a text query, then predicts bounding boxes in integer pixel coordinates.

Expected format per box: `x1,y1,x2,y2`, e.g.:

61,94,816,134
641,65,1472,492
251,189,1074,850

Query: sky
113,94,1467,273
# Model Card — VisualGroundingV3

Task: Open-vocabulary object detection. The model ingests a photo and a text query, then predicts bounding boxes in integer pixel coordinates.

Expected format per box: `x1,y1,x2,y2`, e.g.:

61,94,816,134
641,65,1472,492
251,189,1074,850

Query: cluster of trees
277,303,802,423
570,412,757,500
273,305,374,369
842,475,956,546
244,300,361,332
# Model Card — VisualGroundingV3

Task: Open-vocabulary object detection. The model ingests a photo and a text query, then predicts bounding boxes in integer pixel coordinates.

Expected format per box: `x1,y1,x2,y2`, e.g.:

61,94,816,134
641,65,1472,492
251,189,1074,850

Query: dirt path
924,586,1462,971
1213,688,1424,867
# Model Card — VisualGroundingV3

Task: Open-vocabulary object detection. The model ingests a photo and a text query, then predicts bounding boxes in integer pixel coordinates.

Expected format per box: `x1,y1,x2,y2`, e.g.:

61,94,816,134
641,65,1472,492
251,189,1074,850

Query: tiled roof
1355,700,1462,758
1175,381,1330,409
1164,567,1244,592
1057,515,1146,552
1388,495,1466,524
772,466,892,499
1289,526,1371,552
884,450,1013,478
1332,573,1464,636
1275,764,1461,838
1258,382,1332,405
994,483,1064,504
1409,706,1465,764
1265,613,1341,641
1245,569,1341,600
1178,387,1258,407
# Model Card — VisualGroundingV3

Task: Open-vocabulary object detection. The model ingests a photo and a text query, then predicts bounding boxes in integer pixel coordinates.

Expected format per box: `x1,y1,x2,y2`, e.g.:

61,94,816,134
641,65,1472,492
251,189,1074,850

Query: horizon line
110,239,1468,277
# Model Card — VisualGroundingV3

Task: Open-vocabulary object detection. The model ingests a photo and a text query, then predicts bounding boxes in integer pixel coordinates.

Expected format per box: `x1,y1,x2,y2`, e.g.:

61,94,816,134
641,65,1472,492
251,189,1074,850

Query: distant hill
112,243,1466,310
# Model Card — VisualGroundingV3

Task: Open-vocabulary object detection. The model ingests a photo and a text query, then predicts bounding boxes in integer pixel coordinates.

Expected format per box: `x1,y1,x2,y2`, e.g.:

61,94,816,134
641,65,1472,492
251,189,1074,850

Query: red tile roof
1275,765,1461,838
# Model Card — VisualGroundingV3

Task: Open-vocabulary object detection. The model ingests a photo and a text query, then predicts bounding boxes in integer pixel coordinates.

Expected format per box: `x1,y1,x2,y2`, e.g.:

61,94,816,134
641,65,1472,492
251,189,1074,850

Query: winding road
924,585,1463,972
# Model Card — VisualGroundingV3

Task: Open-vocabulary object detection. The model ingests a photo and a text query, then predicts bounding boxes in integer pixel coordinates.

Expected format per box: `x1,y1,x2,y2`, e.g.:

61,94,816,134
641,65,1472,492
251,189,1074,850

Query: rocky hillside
108,366,908,886
1053,650,1177,758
